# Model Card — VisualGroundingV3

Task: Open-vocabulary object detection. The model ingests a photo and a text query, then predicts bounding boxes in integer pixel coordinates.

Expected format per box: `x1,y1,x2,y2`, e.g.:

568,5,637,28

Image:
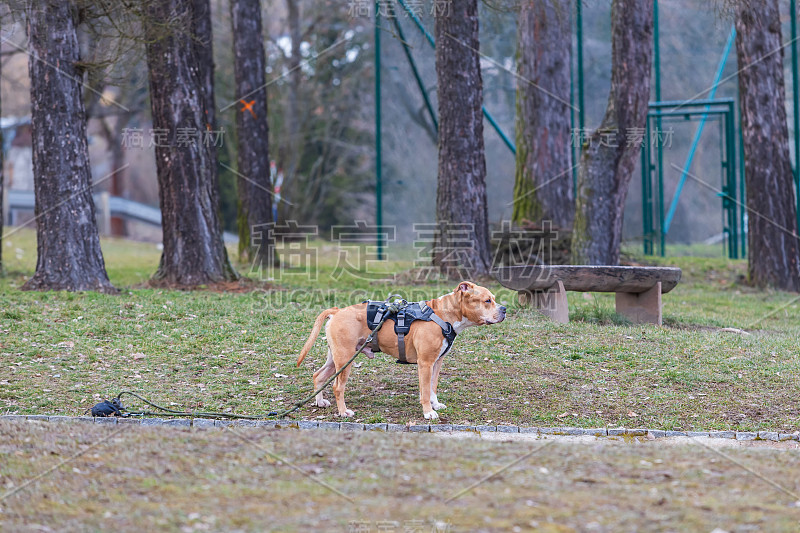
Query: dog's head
455,281,506,325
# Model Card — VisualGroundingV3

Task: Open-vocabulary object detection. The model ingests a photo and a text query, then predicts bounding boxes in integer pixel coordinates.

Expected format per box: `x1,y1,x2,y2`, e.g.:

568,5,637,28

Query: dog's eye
485,299,492,304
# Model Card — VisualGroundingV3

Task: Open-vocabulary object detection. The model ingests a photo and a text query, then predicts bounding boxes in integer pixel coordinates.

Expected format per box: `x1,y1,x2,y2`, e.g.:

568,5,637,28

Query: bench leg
615,282,662,325
519,280,569,324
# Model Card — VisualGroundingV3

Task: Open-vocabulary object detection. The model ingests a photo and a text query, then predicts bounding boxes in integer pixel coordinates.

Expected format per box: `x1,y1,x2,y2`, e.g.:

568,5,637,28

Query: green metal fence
642,99,743,259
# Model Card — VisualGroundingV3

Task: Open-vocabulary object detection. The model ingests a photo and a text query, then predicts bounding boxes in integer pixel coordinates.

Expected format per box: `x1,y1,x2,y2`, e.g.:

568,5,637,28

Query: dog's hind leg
312,347,335,408
331,357,355,417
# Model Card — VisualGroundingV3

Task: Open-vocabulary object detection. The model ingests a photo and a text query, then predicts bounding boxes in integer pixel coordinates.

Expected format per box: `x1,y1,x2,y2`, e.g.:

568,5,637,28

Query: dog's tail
296,308,339,367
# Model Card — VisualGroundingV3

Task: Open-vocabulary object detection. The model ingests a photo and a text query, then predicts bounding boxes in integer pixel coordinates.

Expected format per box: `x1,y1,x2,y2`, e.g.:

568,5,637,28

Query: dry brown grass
1,420,799,532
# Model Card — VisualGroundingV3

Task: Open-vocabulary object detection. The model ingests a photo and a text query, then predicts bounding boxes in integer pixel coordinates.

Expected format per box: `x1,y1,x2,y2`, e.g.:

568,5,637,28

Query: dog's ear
454,281,475,294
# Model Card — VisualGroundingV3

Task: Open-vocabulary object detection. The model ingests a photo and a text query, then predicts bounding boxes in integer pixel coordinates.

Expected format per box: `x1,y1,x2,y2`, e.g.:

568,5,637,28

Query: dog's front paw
315,398,331,408
337,409,355,417
432,401,447,411
423,410,439,420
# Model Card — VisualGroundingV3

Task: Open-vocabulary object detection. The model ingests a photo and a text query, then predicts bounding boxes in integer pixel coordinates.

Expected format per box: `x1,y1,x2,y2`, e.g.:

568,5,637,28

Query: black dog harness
365,300,457,364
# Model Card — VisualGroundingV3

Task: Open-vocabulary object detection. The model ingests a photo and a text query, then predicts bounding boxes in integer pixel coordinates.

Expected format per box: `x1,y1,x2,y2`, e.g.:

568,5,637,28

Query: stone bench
495,265,682,325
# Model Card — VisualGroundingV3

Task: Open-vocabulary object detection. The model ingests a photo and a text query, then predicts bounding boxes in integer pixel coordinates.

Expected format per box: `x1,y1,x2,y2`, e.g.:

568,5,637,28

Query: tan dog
296,281,506,419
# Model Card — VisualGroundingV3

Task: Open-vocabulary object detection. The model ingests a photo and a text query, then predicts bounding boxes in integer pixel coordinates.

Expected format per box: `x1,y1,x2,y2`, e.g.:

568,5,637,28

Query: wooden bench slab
495,265,682,325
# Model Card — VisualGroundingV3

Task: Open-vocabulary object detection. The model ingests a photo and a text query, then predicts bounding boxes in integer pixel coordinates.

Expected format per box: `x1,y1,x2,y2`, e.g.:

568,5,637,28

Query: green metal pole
738,98,746,258
391,15,438,134
484,111,516,154
791,0,800,236
725,103,738,259
570,2,577,192
397,0,435,47
654,0,665,256
730,102,739,258
576,0,585,132
375,3,384,260
641,117,653,255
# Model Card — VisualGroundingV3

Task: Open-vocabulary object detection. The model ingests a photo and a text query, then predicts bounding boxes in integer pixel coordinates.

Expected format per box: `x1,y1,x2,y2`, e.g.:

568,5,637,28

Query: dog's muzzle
493,305,507,323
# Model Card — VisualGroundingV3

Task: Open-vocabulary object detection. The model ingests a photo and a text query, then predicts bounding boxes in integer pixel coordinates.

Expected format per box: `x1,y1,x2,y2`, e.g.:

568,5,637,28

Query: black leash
89,301,401,420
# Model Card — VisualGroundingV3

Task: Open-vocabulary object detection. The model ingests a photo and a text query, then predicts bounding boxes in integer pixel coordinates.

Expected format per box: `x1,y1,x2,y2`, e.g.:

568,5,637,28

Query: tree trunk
513,0,573,229
735,0,800,291
231,0,275,269
192,0,216,131
571,0,653,265
433,0,492,278
145,0,237,286
22,1,115,293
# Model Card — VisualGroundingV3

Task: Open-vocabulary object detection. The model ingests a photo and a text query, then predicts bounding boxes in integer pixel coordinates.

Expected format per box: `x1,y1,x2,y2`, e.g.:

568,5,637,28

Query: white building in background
2,116,34,227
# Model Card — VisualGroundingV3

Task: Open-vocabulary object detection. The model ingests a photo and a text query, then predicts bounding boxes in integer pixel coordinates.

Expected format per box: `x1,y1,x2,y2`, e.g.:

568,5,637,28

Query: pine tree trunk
735,0,800,291
571,0,653,265
433,0,492,278
145,0,237,287
192,0,215,131
231,0,274,269
22,1,115,293
513,0,574,229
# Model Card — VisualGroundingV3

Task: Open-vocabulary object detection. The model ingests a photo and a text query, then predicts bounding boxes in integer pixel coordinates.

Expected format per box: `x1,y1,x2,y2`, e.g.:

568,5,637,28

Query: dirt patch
2,420,799,532
437,430,800,450
137,277,277,293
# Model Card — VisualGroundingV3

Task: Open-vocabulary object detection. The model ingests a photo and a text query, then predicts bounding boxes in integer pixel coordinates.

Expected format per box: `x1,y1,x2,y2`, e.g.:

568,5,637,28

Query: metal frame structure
642,99,742,259
572,1,800,258
374,1,800,259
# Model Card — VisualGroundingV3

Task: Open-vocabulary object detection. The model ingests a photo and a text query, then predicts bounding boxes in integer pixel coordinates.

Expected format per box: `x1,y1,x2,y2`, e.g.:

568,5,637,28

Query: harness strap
369,337,381,352
396,309,408,363
428,312,449,332
397,333,407,362
429,312,457,359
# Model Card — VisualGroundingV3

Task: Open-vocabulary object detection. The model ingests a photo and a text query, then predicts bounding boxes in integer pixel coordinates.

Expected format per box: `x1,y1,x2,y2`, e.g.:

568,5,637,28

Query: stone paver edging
2,414,798,442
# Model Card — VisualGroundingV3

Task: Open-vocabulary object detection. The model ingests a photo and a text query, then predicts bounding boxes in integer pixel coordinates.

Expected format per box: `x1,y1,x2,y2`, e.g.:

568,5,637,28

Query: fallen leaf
627,411,638,417
132,353,146,360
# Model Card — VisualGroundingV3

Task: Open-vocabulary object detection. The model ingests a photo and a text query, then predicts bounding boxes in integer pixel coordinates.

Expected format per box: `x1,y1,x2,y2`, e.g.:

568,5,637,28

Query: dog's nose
499,306,506,313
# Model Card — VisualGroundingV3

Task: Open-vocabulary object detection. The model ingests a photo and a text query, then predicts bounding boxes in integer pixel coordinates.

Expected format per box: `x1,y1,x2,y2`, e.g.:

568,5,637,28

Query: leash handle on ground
110,312,394,421
115,391,277,420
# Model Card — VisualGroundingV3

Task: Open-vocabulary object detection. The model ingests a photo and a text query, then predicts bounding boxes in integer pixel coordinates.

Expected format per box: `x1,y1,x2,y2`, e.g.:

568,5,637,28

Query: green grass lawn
1,227,799,431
